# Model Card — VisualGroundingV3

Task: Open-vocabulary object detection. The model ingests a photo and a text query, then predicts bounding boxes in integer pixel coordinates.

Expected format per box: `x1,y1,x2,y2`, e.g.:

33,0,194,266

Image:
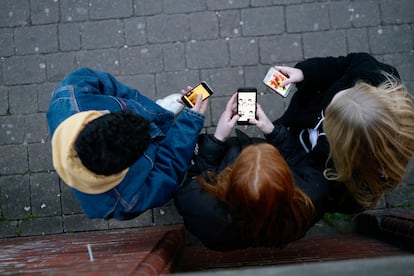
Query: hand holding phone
181,81,214,108
237,88,257,125
263,67,293,97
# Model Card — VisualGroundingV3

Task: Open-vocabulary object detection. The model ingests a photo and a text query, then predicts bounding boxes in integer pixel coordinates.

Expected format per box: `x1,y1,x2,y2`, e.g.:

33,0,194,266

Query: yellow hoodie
51,111,128,194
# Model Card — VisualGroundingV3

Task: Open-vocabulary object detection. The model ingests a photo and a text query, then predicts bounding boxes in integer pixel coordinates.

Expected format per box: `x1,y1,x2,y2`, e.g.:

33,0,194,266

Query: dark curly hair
75,110,150,175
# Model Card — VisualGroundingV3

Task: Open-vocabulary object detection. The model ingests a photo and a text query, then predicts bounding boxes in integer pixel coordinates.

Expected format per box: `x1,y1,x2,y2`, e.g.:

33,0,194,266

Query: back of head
75,110,150,176
199,143,314,247
324,75,414,207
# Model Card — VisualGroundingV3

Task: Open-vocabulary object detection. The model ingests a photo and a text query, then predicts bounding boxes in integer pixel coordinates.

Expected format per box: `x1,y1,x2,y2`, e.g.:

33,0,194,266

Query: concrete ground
0,0,413,244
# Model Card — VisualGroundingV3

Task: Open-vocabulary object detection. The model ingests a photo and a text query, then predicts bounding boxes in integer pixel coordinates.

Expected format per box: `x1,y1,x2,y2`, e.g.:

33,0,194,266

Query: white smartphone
263,67,293,97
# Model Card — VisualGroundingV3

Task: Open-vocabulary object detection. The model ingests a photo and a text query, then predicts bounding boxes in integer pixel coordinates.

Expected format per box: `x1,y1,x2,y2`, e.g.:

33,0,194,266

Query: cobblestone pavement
0,0,413,238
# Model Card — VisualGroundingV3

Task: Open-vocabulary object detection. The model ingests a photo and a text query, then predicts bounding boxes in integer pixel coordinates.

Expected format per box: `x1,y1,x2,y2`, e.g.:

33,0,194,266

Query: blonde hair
196,143,315,248
323,74,414,208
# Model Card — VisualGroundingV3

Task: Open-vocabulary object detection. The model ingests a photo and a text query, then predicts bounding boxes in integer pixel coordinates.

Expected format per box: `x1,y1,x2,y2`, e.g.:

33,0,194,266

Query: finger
226,93,237,109
193,93,203,111
176,98,184,104
248,118,258,125
199,98,209,114
229,114,240,126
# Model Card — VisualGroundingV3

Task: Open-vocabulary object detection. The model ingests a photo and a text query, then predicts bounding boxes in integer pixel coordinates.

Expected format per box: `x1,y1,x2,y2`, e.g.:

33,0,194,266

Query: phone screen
182,82,214,107
237,88,257,125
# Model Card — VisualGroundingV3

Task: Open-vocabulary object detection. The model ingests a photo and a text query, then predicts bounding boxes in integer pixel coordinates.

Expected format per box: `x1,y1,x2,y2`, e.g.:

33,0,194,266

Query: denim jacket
47,68,205,220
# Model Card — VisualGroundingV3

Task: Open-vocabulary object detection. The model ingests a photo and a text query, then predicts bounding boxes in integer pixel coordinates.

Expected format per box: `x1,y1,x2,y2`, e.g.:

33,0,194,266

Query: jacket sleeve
264,124,304,164
187,134,229,177
294,52,400,97
129,108,205,212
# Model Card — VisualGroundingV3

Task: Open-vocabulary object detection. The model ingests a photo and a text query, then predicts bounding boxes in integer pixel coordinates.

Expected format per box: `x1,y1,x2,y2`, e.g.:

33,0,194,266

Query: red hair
197,143,315,247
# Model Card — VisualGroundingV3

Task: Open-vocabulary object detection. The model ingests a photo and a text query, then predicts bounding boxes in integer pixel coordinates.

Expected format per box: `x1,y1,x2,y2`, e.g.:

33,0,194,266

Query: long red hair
196,143,315,248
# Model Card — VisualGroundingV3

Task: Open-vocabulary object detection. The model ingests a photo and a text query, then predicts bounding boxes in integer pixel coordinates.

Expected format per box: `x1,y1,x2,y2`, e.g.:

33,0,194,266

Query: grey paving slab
0,0,413,239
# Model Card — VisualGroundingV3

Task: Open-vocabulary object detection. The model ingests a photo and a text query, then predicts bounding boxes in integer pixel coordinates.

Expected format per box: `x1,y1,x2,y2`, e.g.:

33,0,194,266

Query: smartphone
263,67,293,97
181,81,214,108
237,88,257,125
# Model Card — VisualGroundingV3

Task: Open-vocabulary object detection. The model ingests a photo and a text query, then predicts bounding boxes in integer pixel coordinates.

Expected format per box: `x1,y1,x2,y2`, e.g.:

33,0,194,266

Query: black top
175,127,329,251
276,52,400,214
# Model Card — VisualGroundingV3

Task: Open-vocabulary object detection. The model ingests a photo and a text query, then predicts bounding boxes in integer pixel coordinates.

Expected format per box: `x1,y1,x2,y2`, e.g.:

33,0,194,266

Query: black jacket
276,52,399,213
175,128,329,251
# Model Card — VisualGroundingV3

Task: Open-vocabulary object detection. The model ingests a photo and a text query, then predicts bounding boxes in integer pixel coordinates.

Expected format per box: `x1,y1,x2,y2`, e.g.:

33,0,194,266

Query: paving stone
24,114,49,144
0,0,30,27
116,74,156,99
346,28,370,53
206,0,250,10
60,180,84,215
286,3,329,33
147,14,190,43
133,0,163,16
0,175,30,219
46,52,76,82
2,55,46,85
381,0,414,24
348,0,380,27
108,210,153,229
259,34,302,64
8,85,39,115
155,70,199,99
0,115,26,144
329,1,353,29
15,25,58,55
153,206,184,225
30,0,60,25
189,11,219,40
251,0,274,7
124,17,147,46
58,23,81,51
303,30,347,58
383,52,414,83
218,10,241,38
164,0,206,14
81,20,125,50
89,0,132,19
186,40,228,69
63,214,109,232
20,216,63,236
119,45,163,74
60,0,89,22
0,87,7,115
0,145,28,175
28,142,53,174
229,37,259,66
30,172,62,217
0,29,14,57
0,220,18,238
37,82,55,113
75,49,120,75
369,25,412,55
242,7,284,36
163,43,186,72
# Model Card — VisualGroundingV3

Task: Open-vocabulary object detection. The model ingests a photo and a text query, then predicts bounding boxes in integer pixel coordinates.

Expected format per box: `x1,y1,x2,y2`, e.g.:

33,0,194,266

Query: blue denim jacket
47,68,205,220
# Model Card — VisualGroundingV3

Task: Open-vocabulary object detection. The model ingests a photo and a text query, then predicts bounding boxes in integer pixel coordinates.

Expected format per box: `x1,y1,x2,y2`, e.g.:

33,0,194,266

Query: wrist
213,133,226,142
262,124,275,135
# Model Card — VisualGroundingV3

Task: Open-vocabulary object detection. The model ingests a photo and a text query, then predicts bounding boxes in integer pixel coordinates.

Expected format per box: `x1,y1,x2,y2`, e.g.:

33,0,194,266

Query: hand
274,66,304,87
248,104,274,135
192,93,209,115
214,93,239,141
177,86,209,115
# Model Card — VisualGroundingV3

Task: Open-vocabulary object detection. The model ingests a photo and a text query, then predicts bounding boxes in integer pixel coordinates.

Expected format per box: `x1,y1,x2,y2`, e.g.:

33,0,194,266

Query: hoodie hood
52,111,128,194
